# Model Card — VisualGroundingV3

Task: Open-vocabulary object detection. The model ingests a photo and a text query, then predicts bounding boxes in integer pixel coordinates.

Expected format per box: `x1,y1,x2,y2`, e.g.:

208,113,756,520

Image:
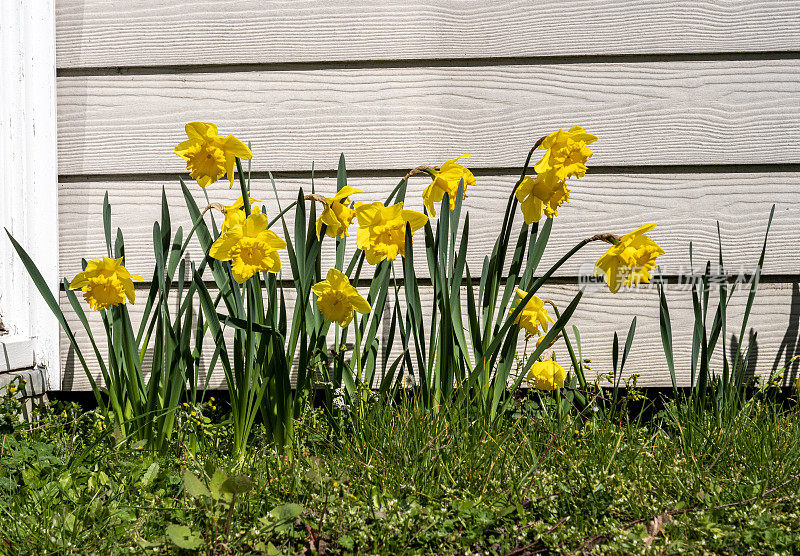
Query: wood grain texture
61,281,800,390
56,60,800,175
55,1,800,68
58,172,800,281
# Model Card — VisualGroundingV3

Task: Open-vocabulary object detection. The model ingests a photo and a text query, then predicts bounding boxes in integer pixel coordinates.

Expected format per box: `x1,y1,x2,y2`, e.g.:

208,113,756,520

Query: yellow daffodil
174,122,252,188
209,212,286,283
312,268,371,327
222,195,262,232
534,126,597,182
69,256,143,311
527,358,567,391
515,174,571,224
594,223,665,293
510,289,554,338
422,155,476,217
515,127,595,224
355,202,428,264
316,186,363,239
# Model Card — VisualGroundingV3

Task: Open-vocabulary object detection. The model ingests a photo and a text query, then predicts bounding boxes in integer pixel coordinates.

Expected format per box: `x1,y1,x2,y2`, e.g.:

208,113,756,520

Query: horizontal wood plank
56,1,800,68
61,281,800,390
57,60,800,175
58,172,800,280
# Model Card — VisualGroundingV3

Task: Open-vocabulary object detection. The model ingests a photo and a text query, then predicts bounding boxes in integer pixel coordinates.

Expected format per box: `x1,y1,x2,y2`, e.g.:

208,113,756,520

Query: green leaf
658,278,678,396
221,473,254,495
337,153,347,191
182,470,210,498
141,462,160,488
103,192,112,258
5,231,104,407
338,534,354,551
166,524,203,550
63,512,76,533
209,467,228,500
270,503,304,522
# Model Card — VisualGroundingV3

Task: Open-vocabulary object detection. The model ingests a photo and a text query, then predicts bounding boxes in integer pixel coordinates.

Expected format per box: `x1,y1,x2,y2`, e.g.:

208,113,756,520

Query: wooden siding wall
56,1,800,390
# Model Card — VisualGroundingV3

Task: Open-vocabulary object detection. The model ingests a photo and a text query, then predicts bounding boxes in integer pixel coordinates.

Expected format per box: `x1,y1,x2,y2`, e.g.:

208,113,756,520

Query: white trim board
0,336,35,373
0,0,60,388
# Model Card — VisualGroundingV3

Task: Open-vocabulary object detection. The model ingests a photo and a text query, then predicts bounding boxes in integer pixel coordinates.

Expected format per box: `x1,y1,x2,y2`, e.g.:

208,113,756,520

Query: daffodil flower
316,186,363,239
69,257,143,311
174,122,252,188
209,212,286,283
527,359,567,391
355,202,428,265
515,173,571,224
533,127,598,182
222,194,262,232
422,155,476,217
594,223,665,293
312,268,371,327
510,289,554,338
514,127,596,224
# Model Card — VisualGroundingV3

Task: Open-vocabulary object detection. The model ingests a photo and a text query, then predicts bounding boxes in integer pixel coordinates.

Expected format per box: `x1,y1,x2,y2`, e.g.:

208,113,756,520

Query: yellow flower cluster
171,124,432,326
203,194,288,284
222,194,262,232
594,223,665,293
516,127,597,224
526,359,567,391
69,257,143,311
170,121,664,329
309,194,429,326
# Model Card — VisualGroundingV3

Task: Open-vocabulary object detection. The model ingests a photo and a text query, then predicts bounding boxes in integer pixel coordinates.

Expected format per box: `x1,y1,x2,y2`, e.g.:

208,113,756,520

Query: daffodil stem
513,135,548,192
267,201,299,230
403,165,437,180
586,233,621,245
235,157,251,216
528,238,590,293
527,233,618,294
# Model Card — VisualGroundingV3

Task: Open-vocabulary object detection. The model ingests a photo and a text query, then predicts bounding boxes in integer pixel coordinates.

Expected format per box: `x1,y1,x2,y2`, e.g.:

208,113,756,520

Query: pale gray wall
56,1,800,389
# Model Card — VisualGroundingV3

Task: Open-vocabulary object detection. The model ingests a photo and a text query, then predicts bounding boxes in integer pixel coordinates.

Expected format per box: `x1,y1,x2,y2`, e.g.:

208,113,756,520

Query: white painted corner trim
0,0,60,388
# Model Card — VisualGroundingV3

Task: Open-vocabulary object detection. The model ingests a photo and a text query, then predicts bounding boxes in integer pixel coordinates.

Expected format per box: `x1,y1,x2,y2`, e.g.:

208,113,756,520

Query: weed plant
0,389,797,554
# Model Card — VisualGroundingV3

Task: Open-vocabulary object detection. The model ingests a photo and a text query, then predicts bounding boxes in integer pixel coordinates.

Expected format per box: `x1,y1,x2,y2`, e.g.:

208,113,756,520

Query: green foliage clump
0,396,797,554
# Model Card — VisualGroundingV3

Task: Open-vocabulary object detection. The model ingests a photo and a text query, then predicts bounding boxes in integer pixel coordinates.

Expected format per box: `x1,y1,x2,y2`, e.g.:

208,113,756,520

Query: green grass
0,393,798,554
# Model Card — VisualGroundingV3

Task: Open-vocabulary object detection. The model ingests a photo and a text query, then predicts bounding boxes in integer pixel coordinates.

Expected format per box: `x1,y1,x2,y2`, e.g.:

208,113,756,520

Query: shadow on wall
731,329,759,384
772,282,800,387
63,346,75,391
